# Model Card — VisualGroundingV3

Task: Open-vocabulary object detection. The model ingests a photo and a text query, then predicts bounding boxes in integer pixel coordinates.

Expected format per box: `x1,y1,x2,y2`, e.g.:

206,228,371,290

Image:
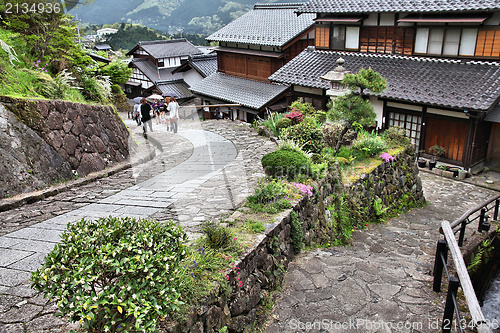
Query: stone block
458,171,467,180
432,168,443,176
442,170,454,178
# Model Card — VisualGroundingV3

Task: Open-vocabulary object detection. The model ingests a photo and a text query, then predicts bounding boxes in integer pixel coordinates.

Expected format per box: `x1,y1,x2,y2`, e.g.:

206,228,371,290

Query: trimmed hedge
261,150,310,179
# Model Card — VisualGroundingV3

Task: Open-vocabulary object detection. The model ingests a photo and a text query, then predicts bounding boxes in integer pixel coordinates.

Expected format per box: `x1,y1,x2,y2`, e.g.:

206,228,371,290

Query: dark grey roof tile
269,49,500,111
137,39,202,59
296,0,500,14
157,81,193,99
207,3,315,47
190,73,289,110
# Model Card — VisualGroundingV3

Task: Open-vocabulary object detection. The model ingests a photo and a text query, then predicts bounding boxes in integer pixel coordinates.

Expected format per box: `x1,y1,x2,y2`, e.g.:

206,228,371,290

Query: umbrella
147,94,163,101
133,96,143,104
162,92,178,98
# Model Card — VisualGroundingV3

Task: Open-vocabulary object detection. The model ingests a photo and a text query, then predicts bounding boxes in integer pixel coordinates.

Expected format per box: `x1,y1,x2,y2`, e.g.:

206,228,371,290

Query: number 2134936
5,2,61,14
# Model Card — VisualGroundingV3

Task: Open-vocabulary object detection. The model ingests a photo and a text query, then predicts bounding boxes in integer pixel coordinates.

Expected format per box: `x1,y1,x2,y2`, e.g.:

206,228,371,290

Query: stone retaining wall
1,96,129,177
165,149,425,332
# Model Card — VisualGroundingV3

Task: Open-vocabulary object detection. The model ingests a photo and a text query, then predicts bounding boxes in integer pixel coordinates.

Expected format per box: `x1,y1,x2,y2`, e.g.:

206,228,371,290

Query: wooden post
442,277,460,333
433,239,448,292
478,208,486,232
494,199,499,221
458,221,467,247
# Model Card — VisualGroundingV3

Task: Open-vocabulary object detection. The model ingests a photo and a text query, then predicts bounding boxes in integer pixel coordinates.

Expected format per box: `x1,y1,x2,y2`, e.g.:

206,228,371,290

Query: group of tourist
133,96,180,135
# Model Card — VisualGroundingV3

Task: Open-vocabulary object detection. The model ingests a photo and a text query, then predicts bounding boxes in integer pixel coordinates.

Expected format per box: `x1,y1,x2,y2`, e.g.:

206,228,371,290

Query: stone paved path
0,117,275,332
265,172,499,333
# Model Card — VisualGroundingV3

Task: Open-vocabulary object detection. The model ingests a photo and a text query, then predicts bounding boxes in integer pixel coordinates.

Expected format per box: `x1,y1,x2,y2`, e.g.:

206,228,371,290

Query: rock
77,153,106,176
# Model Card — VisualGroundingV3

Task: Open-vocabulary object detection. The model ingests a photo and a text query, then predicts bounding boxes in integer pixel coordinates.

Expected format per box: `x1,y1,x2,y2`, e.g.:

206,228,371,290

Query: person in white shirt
167,97,180,133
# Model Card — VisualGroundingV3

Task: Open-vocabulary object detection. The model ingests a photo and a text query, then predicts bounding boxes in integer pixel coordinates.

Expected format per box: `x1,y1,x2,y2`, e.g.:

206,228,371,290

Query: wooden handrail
441,221,493,333
448,194,500,230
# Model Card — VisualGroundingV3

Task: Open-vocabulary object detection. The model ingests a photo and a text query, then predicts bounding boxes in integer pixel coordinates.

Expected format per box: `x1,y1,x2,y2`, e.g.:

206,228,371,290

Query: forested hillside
69,0,303,35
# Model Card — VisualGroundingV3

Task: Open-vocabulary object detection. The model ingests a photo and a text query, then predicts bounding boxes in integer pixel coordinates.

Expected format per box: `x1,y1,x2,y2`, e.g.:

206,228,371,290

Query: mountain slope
69,0,304,35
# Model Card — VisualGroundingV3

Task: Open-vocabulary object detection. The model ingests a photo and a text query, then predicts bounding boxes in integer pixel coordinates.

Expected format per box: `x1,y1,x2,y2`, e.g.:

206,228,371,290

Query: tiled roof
132,59,184,82
296,0,500,14
128,39,202,59
156,80,194,99
269,48,500,112
190,73,289,110
188,54,218,77
207,3,315,47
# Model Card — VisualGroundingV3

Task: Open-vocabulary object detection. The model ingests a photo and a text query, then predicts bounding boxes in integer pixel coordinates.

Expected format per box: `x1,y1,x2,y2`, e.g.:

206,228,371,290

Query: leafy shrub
322,122,344,148
31,217,187,332
289,99,316,116
247,179,288,204
259,112,284,137
336,146,354,160
201,221,234,250
277,139,311,158
284,111,304,123
275,117,293,132
351,130,387,159
262,150,311,179
280,121,324,154
382,126,411,148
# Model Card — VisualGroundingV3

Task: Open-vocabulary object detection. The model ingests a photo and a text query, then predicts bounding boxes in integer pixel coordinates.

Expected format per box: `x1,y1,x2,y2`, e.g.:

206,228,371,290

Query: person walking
167,96,180,133
133,102,141,125
140,98,153,135
163,97,171,131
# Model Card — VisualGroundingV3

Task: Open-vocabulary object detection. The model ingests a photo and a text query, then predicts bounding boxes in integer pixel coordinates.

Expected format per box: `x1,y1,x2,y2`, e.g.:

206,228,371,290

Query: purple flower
379,152,395,163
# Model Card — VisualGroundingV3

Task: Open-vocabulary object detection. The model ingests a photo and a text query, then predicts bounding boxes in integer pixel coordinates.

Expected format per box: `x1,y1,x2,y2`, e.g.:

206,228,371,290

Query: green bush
275,117,293,132
382,126,411,148
259,112,284,137
201,221,234,250
351,130,387,159
280,121,324,154
322,123,344,148
261,150,311,179
31,217,187,332
247,179,288,204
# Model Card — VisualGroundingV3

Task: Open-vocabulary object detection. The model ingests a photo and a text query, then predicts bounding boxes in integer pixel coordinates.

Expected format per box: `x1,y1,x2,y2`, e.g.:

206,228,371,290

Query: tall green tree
327,67,387,153
99,61,132,85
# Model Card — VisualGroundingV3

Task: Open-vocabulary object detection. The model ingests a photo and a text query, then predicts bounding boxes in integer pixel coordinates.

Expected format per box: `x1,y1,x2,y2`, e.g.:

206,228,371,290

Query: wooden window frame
475,28,500,58
413,27,480,58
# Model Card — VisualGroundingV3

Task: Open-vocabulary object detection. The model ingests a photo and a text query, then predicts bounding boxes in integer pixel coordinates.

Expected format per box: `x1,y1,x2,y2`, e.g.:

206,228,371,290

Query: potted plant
417,150,427,168
428,145,446,170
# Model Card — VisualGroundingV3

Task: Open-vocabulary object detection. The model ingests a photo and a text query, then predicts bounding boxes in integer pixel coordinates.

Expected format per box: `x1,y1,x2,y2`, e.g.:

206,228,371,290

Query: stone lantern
320,57,351,98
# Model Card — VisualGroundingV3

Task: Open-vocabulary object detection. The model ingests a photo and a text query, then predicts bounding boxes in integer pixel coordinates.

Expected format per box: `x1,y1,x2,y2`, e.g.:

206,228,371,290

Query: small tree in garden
31,216,188,333
327,67,387,153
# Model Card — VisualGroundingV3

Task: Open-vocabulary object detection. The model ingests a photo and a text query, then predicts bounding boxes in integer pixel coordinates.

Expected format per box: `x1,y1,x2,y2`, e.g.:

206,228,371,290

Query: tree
327,67,387,153
1,0,77,71
99,61,132,85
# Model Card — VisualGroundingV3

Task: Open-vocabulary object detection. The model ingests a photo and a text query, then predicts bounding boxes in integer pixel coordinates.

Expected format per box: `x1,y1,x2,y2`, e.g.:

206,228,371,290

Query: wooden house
124,39,203,100
189,3,316,122
269,0,500,170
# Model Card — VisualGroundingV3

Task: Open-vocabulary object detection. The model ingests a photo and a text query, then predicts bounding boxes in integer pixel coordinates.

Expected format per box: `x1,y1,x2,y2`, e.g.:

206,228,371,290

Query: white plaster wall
371,97,384,129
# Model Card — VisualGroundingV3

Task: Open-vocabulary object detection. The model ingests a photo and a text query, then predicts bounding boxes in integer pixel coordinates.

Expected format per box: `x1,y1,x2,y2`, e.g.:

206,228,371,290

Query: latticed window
475,29,500,58
388,111,422,147
316,25,330,48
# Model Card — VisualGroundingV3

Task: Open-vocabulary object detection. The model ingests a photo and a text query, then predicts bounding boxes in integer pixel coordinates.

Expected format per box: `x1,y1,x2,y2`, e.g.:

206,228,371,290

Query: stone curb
0,137,158,213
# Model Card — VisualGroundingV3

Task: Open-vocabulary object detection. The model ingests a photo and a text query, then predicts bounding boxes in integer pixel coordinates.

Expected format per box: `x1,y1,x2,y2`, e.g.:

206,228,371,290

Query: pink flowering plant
291,182,313,198
379,152,395,163
284,111,304,123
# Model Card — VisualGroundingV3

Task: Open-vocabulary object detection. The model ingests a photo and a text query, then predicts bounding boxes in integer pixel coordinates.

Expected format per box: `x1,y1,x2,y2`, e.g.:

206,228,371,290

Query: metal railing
433,194,499,333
